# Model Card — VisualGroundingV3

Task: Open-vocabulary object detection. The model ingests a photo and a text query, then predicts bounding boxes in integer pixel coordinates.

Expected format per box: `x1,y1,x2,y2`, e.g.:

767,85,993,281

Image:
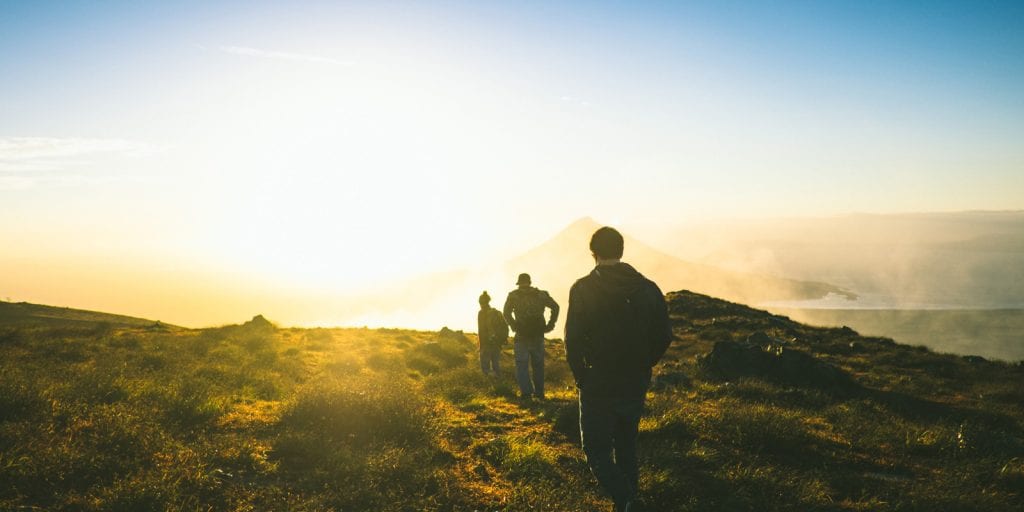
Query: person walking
564,226,672,512
503,273,559,400
477,291,508,376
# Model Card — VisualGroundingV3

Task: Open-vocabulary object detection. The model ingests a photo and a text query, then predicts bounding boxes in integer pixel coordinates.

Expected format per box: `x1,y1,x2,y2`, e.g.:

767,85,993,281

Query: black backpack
598,280,671,371
514,288,548,336
490,309,509,345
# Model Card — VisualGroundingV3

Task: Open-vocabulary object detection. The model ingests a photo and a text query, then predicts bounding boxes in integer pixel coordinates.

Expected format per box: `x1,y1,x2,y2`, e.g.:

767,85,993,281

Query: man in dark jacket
564,227,672,512
504,273,559,400
477,291,507,376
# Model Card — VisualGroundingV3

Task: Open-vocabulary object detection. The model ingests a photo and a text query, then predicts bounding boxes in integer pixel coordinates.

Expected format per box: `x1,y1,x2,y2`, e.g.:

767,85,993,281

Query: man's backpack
489,308,509,345
630,281,671,367
600,281,671,371
514,288,548,336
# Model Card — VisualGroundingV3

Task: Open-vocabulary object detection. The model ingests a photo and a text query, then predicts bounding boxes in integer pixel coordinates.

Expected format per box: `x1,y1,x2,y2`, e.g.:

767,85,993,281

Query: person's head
479,291,491,308
516,273,531,287
590,226,624,263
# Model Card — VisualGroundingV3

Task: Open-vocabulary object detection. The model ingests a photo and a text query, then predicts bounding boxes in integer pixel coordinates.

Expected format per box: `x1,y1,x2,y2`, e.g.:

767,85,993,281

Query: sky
1,1,1023,326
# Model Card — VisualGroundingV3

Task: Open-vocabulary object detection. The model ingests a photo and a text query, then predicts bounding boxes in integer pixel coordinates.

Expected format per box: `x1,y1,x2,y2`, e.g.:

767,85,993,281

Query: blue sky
1,0,1023,324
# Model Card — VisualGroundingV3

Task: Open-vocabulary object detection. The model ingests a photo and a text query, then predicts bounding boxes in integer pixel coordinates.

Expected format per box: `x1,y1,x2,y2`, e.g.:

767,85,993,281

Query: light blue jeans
513,335,545,398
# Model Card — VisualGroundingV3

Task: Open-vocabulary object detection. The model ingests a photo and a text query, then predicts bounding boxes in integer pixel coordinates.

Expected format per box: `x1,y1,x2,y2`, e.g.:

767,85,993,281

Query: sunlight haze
2,1,1023,328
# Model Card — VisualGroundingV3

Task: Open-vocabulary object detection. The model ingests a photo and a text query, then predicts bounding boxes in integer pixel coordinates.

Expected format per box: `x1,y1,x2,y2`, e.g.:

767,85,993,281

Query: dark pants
579,373,650,509
479,346,500,375
513,335,545,398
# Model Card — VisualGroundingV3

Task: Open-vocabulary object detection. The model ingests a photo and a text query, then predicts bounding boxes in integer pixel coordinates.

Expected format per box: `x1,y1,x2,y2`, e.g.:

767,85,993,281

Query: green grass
1,291,1022,510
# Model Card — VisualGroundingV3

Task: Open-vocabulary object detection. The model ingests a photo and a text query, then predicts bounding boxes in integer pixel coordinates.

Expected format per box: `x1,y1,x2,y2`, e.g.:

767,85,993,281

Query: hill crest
0,301,171,329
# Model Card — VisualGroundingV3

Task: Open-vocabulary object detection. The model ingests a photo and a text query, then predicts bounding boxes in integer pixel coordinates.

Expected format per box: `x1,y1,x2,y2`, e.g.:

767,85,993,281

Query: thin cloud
0,137,158,188
0,137,143,162
219,45,353,66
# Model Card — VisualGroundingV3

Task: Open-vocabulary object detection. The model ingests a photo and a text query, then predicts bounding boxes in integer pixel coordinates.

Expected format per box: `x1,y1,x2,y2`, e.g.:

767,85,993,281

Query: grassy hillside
1,294,1022,511
0,301,169,329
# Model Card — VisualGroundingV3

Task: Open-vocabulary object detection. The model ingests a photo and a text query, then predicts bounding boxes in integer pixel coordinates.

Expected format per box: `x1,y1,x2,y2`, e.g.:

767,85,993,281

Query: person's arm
503,293,516,332
544,292,560,332
647,282,672,366
563,283,587,385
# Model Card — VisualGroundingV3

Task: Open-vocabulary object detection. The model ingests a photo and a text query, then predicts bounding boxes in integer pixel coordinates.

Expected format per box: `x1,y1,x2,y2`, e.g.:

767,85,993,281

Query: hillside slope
1,295,1021,511
0,301,172,329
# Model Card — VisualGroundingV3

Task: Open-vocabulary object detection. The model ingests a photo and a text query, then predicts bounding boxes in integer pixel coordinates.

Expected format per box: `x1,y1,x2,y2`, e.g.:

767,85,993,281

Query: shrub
405,339,470,375
272,373,447,511
0,327,23,345
423,366,490,403
366,351,402,372
303,328,334,350
152,381,223,431
107,334,141,350
279,373,432,446
239,331,275,353
713,402,817,460
0,374,43,422
503,435,560,480
64,367,130,405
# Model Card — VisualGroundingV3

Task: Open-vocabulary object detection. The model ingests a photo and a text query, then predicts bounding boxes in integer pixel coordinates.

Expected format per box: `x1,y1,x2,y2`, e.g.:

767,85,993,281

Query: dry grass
1,292,1022,510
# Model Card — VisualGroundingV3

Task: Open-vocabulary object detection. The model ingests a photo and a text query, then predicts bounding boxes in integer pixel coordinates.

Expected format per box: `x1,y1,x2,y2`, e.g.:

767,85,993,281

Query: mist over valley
306,212,1024,361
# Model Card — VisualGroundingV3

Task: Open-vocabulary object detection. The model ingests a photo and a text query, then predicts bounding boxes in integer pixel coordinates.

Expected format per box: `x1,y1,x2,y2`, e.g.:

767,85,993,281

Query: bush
0,327,23,346
713,402,817,460
148,381,223,431
271,373,448,511
0,374,43,422
279,373,432,446
503,435,560,480
405,339,470,375
64,367,130,405
424,366,490,403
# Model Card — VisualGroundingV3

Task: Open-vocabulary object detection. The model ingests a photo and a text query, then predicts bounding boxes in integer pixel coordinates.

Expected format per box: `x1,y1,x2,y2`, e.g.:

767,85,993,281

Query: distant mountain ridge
506,217,854,311
302,217,857,330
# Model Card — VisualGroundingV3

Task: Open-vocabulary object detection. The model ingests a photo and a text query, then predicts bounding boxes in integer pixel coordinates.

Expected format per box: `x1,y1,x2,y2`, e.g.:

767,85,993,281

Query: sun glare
173,55,505,292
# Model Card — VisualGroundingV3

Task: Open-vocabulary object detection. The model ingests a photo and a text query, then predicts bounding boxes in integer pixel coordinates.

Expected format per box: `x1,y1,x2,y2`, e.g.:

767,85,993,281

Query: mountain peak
565,216,602,233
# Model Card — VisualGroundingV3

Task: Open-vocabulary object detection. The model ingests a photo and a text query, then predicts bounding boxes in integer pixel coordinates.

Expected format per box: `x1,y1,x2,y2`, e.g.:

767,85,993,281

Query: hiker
477,291,508,376
503,273,559,400
564,226,672,512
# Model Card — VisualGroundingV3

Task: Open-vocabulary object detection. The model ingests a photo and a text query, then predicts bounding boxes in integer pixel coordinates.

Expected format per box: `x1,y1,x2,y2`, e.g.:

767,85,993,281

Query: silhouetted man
477,291,508,376
503,273,559,400
564,227,672,512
